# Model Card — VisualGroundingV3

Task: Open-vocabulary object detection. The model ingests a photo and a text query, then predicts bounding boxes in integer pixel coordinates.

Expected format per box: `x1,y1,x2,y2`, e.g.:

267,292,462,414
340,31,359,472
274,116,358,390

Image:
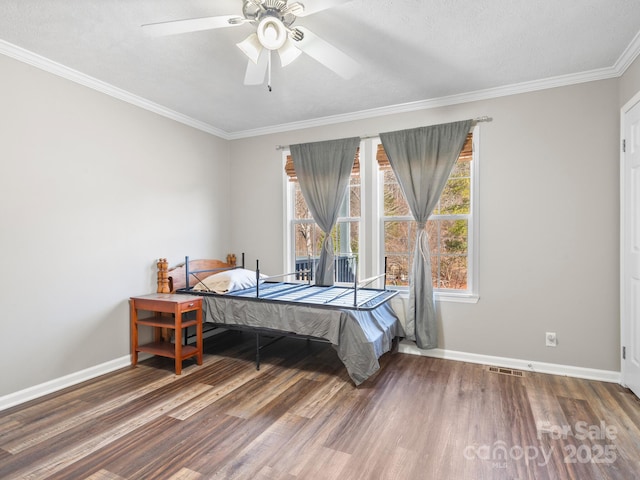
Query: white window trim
467,125,480,301
283,154,293,275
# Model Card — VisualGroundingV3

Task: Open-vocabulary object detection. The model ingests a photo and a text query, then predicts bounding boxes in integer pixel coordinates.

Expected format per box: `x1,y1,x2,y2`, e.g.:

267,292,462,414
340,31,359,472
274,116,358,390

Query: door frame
620,89,640,391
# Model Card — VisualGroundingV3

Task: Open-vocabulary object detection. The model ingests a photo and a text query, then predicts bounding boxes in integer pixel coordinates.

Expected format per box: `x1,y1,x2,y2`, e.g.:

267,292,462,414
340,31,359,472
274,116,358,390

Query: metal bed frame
177,254,398,372
183,255,392,309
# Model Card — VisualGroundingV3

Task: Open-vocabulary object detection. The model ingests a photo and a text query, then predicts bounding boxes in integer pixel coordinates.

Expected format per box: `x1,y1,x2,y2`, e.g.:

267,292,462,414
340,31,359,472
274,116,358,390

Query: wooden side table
130,293,203,375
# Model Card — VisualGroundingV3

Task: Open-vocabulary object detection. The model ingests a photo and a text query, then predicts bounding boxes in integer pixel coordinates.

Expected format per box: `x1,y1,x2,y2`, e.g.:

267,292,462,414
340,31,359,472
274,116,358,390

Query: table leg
174,304,182,375
129,300,138,367
196,307,203,366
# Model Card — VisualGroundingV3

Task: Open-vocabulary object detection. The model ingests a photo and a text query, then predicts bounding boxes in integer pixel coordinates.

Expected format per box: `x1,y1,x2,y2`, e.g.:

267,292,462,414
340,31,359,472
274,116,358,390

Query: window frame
283,126,480,303
285,158,363,285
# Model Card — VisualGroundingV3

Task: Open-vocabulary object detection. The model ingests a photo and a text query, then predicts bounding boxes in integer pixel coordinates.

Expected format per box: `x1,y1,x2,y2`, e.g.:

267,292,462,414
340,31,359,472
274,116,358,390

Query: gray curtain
380,120,471,349
291,137,360,286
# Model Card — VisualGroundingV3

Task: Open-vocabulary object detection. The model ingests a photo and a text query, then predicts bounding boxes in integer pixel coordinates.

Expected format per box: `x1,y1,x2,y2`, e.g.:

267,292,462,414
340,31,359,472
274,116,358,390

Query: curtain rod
275,116,492,150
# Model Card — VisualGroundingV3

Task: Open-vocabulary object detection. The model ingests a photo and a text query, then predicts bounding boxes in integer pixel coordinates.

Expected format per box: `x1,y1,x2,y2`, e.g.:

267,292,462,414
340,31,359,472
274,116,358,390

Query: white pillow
191,268,265,294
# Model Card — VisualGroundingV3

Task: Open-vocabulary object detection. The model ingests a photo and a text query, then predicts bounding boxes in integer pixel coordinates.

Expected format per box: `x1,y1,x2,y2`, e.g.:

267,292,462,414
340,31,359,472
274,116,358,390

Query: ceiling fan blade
293,27,359,79
296,0,351,17
142,15,244,36
244,49,269,85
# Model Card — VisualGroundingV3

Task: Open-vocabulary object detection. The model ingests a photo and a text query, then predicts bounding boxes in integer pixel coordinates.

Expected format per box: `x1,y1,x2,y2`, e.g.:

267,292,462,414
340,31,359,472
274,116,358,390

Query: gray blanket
202,294,403,385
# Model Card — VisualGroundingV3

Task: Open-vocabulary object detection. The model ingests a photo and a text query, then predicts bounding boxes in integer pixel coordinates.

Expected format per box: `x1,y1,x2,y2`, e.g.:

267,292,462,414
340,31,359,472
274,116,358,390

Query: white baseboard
0,356,132,412
1,340,622,412
398,341,621,384
0,328,229,412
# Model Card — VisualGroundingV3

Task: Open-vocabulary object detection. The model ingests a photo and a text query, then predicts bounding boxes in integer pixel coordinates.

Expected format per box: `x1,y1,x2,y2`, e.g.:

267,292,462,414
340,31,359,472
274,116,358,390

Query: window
284,127,478,301
285,153,361,282
378,133,474,293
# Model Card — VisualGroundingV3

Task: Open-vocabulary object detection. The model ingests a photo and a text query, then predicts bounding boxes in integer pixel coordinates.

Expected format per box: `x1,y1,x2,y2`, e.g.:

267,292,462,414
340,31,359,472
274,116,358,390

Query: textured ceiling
1,0,639,138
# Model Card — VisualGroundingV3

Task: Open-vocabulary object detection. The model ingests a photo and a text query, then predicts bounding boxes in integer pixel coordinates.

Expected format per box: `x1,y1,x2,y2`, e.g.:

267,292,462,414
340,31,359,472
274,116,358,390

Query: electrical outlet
546,332,557,347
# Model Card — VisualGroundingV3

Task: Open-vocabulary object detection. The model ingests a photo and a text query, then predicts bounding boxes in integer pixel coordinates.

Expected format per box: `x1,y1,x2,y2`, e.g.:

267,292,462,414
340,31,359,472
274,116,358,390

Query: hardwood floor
2,331,640,480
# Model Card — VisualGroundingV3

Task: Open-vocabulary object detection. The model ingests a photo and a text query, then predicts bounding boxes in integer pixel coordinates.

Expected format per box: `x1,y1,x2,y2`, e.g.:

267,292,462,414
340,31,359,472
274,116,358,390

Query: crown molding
3,33,640,141
0,39,231,139
614,29,640,75
228,66,621,139
229,32,640,139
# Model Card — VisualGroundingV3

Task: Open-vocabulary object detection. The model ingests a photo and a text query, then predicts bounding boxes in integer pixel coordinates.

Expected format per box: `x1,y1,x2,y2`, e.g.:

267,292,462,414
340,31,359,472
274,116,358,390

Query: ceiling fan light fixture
290,27,304,42
228,16,246,25
284,2,305,16
278,37,302,66
236,33,263,63
257,16,287,50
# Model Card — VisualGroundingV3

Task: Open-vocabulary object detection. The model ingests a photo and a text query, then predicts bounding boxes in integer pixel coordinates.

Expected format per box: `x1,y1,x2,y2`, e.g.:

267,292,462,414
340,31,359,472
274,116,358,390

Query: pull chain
267,49,272,92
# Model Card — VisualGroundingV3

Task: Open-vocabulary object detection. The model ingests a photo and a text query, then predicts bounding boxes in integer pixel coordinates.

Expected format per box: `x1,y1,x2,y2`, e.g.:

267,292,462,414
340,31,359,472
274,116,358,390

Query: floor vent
486,365,525,377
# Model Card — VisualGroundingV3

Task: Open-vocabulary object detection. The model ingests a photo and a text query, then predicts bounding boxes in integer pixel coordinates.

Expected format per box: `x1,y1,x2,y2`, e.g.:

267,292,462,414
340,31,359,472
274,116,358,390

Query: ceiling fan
142,0,359,91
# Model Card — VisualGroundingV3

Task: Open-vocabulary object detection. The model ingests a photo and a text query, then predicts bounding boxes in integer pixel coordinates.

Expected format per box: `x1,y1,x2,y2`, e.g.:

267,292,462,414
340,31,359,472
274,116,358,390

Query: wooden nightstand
129,293,203,375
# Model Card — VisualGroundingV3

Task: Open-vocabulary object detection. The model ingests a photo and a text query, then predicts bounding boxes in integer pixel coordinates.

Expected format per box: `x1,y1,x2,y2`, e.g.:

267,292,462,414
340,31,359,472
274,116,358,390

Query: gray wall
0,54,231,396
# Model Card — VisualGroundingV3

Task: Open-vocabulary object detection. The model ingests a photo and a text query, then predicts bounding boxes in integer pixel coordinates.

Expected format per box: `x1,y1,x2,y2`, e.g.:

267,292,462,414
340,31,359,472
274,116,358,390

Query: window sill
390,289,479,304
435,291,479,304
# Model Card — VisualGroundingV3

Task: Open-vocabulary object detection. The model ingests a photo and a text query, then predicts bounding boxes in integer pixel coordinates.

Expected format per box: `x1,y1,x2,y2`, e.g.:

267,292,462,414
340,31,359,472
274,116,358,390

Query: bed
157,255,403,385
